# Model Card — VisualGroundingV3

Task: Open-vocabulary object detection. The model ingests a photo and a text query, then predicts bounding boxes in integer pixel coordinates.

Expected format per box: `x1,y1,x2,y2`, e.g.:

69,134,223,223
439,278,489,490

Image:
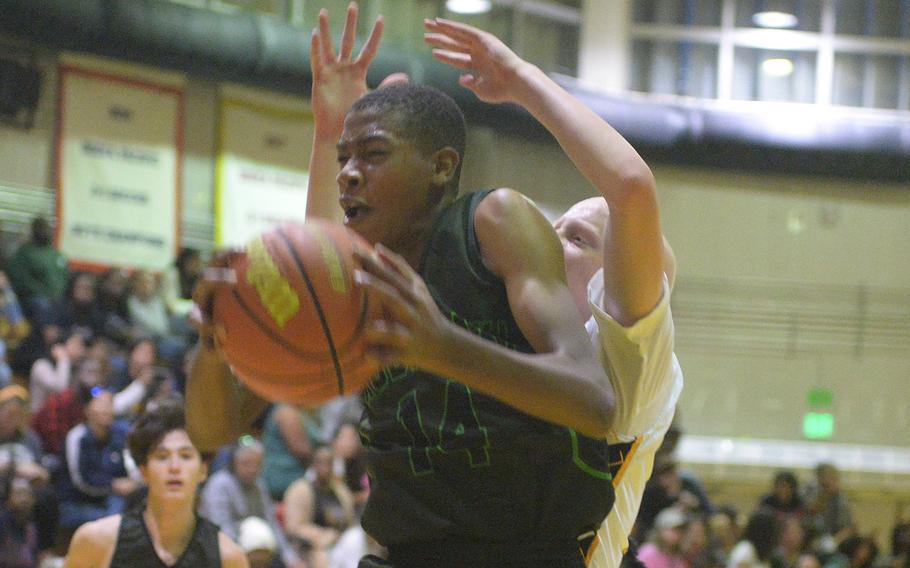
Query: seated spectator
283,446,366,568
262,404,316,501
55,273,105,341
773,517,806,568
107,339,161,418
760,472,805,519
29,331,85,413
886,519,910,568
0,271,30,388
0,386,50,488
637,458,714,540
638,507,689,568
683,515,710,568
10,321,61,384
728,510,778,568
4,217,68,328
95,268,139,348
708,508,742,568
824,536,878,568
126,270,185,364
162,248,203,318
0,385,57,556
200,437,299,567
58,389,139,532
0,476,38,568
330,421,369,511
802,464,855,550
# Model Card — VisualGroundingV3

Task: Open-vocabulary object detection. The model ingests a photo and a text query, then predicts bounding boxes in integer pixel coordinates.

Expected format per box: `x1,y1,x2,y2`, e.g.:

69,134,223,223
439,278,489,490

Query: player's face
553,198,608,320
140,429,207,502
336,110,443,252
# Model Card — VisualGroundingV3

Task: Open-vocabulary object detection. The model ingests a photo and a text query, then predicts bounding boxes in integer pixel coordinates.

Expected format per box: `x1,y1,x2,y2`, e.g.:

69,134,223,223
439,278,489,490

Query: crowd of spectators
630,418,910,568
0,216,907,568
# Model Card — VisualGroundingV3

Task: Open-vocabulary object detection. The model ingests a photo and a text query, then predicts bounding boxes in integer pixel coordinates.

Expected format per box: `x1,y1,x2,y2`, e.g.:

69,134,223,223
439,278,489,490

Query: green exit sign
803,412,834,439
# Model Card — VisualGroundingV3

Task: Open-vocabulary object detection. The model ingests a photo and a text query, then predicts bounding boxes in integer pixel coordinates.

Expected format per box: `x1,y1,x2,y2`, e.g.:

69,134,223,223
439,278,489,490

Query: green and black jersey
360,189,615,548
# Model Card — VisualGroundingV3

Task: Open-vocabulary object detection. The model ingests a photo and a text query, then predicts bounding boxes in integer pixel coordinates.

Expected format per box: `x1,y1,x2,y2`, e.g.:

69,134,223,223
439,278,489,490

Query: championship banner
215,97,312,247
56,66,182,270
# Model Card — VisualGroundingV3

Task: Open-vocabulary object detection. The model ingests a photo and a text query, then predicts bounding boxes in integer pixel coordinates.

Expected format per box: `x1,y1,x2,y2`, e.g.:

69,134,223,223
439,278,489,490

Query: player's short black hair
128,398,188,466
350,84,467,191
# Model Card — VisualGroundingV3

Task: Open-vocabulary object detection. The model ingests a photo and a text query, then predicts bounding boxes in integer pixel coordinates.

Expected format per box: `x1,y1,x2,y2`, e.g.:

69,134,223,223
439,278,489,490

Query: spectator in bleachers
162,247,203,318
29,330,85,413
760,471,805,519
0,385,50,487
885,518,910,568
58,389,138,533
261,404,315,501
803,463,855,549
4,217,68,328
637,458,714,541
773,517,807,568
683,515,711,568
55,272,105,341
95,268,137,347
799,554,822,568
11,321,61,389
0,271,30,388
282,446,365,568
126,269,185,364
728,509,778,568
330,421,369,512
0,385,58,556
708,508,743,568
0,476,39,568
638,507,689,568
824,536,878,568
200,437,300,567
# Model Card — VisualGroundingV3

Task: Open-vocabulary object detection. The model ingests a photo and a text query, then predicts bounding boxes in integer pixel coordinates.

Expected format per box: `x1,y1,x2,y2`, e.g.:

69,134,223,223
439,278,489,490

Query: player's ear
431,147,460,186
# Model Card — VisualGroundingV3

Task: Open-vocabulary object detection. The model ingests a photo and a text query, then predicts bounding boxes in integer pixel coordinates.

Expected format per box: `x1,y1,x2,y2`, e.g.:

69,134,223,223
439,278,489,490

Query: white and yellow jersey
582,270,684,568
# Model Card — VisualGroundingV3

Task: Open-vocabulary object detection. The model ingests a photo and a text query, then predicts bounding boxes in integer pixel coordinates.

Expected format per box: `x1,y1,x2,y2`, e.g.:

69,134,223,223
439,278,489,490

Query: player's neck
145,499,196,559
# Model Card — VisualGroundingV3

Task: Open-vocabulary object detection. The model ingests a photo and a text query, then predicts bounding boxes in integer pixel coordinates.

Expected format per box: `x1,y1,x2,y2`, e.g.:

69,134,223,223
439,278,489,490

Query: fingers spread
318,8,336,62
353,269,415,324
356,16,385,68
424,17,481,43
424,32,467,52
339,2,359,60
430,49,473,70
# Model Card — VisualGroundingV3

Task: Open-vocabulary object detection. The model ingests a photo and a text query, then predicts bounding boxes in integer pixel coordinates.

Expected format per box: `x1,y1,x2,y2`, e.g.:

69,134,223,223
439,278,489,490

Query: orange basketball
212,220,380,406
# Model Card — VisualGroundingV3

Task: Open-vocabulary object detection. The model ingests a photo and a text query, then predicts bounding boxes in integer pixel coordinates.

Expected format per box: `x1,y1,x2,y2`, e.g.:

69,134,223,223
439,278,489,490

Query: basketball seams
276,227,346,396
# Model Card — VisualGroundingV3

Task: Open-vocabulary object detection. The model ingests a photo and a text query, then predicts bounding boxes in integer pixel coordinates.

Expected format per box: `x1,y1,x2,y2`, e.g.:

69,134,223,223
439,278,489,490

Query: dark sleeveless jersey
360,189,615,547
109,508,222,568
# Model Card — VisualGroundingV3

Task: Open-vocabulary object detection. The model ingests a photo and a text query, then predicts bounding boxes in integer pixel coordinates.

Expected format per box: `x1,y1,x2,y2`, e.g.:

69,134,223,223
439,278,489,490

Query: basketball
212,220,380,406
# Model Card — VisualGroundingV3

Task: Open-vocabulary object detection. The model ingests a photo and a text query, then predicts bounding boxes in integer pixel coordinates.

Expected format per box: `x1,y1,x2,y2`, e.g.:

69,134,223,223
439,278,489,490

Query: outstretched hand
311,3,401,133
424,17,529,104
353,244,454,371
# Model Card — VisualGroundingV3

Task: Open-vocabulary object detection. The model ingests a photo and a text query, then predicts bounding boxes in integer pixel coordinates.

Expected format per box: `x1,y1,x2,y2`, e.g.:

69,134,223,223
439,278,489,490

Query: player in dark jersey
188,4,618,567
63,400,247,568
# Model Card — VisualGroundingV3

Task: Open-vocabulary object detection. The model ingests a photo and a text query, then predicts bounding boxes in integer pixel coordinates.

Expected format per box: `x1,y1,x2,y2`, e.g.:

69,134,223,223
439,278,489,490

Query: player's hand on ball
353,244,454,369
190,248,243,354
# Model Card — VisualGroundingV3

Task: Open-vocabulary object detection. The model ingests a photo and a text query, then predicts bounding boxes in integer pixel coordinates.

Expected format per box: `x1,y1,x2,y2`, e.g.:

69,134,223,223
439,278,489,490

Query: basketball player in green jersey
189,4,619,566
303,6,683,568
64,400,248,568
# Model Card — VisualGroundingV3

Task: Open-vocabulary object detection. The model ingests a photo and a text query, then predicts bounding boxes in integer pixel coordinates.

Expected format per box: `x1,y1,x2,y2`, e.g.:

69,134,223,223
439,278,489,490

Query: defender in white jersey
547,56,683,566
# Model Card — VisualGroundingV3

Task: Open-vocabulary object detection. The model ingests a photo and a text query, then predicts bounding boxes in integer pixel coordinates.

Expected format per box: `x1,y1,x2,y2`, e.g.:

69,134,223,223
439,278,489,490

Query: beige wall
2,48,909,455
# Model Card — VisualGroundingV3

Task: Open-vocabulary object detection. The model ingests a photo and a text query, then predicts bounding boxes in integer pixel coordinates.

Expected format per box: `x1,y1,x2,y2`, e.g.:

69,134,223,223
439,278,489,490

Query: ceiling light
446,0,492,15
762,57,794,76
752,11,799,28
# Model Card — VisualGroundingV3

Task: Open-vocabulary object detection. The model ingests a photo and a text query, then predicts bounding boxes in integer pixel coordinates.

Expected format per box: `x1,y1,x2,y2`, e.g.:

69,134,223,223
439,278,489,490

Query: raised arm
355,191,615,437
425,18,667,326
306,4,385,223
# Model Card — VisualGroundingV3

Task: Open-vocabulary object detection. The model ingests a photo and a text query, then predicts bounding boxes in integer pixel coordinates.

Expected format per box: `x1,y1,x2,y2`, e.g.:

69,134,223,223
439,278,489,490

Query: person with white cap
636,508,689,568
237,516,277,568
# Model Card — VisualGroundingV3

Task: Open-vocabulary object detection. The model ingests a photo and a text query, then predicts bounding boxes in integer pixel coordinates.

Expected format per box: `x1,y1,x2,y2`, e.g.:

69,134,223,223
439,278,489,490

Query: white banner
216,98,311,247
57,67,181,270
